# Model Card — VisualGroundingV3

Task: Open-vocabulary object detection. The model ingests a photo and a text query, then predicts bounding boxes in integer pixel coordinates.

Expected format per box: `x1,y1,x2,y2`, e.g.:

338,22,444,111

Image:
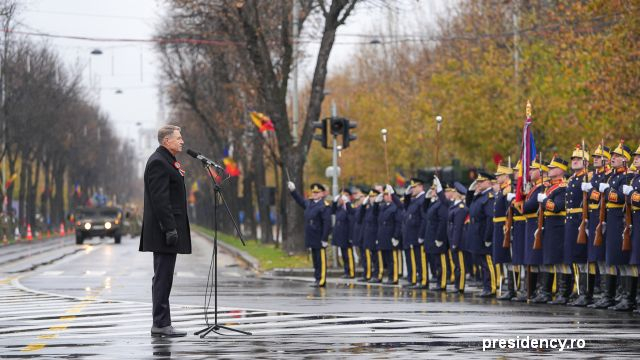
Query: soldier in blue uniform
288,182,331,287
509,161,528,301
394,178,428,288
425,176,450,291
532,156,569,304
492,163,517,300
522,160,547,302
440,181,468,293
359,187,383,283
564,145,590,306
465,171,496,297
351,188,367,281
625,146,640,313
597,142,634,310
375,184,403,284
331,189,355,279
579,145,612,307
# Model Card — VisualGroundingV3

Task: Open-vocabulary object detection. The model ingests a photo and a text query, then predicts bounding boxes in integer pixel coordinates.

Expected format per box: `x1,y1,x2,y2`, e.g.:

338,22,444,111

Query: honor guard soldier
331,189,355,279
565,145,591,306
589,142,631,308
394,178,428,288
359,187,383,283
509,162,528,301
375,184,403,284
288,182,331,287
465,171,496,297
441,181,468,293
625,146,640,313
522,159,547,302
425,176,450,291
532,156,569,304
599,141,634,310
493,163,517,300
580,145,612,307
351,188,367,280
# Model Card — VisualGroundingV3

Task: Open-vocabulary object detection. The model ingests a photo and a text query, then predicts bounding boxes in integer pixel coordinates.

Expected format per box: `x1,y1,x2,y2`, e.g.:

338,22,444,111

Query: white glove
385,184,395,195
581,182,593,192
623,185,633,196
287,181,296,191
321,241,328,248
433,176,443,193
405,185,413,195
468,180,478,192
435,240,443,247
418,238,425,244
334,195,340,202
537,193,547,203
484,241,492,247
341,195,350,203
599,183,610,193
426,189,434,199
506,193,516,202
601,222,607,235
391,238,399,247
362,196,369,205
374,194,383,203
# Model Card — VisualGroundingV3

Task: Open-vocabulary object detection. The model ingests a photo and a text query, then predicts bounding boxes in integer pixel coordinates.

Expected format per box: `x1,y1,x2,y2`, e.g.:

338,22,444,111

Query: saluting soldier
522,159,547,302
351,188,367,280
579,145,612,307
599,142,634,310
375,184,403,284
425,176,450,291
441,181,468,293
360,187,383,283
625,146,640,313
492,163,517,300
465,171,496,297
288,182,331,288
393,178,428,288
331,189,355,279
564,145,591,306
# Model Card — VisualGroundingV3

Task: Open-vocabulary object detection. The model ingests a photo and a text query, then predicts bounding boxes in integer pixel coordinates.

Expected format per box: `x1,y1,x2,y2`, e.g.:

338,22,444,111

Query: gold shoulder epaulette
324,200,331,206
488,192,494,199
459,203,465,208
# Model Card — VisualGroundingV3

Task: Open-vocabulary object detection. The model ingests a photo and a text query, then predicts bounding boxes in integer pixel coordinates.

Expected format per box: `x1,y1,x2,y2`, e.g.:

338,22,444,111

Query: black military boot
614,280,625,303
610,277,637,311
513,271,538,302
497,271,516,300
569,273,594,307
531,272,553,303
590,275,617,309
549,274,573,305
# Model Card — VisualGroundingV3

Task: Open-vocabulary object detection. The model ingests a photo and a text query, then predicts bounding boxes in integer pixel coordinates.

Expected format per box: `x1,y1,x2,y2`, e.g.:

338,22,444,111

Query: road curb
194,229,261,271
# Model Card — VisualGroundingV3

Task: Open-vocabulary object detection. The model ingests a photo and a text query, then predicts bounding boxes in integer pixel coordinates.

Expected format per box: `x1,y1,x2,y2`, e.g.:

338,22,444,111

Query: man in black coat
140,125,192,337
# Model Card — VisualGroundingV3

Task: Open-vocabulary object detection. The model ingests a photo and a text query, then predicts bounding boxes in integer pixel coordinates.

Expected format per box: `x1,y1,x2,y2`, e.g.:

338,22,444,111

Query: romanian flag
224,157,241,177
395,171,407,187
514,101,537,213
4,173,17,190
250,111,275,133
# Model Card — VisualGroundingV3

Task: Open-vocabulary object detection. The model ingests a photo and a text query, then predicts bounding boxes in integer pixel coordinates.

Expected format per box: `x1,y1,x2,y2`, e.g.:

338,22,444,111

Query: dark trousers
311,248,327,285
432,252,449,289
474,253,496,293
360,246,368,279
381,249,398,283
340,246,355,278
404,247,416,284
415,244,428,286
451,249,466,291
152,252,177,328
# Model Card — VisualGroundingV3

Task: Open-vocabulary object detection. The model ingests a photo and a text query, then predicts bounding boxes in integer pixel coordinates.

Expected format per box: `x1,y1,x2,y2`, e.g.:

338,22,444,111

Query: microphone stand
194,162,251,337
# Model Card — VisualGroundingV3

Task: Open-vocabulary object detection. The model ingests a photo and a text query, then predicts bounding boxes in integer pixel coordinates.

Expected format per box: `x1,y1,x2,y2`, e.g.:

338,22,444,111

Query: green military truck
74,207,123,245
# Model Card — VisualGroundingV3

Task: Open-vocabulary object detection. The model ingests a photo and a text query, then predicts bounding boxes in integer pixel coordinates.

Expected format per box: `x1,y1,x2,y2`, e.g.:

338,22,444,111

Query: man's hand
405,185,413,196
374,194,383,203
321,241,328,248
385,184,395,195
468,180,477,192
599,183,610,193
433,176,443,193
484,241,492,248
362,196,369,206
506,193,516,202
623,185,633,196
341,195,350,203
334,195,340,202
581,182,593,192
287,181,296,192
418,238,425,244
165,229,178,246
435,240,443,247
391,238,399,247
537,193,547,203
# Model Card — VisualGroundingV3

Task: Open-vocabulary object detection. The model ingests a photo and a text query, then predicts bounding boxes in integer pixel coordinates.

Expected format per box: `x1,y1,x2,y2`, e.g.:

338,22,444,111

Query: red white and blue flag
514,102,537,212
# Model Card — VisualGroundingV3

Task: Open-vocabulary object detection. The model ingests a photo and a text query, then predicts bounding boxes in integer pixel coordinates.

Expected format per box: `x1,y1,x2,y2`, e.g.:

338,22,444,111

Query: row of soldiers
287,141,640,313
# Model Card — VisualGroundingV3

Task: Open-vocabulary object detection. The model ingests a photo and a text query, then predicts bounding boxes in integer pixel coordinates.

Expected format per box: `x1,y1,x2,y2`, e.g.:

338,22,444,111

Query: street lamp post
435,115,443,176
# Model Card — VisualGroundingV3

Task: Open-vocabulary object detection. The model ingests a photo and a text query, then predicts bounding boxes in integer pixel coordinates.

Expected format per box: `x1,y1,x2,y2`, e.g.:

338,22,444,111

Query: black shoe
447,288,461,294
511,293,528,302
341,274,351,279
530,293,552,303
497,291,516,301
151,325,187,337
568,294,592,307
478,290,494,298
309,281,320,288
411,284,429,289
590,296,615,309
430,285,446,291
609,298,634,311
368,278,382,284
548,294,569,305
357,277,370,282
402,283,416,288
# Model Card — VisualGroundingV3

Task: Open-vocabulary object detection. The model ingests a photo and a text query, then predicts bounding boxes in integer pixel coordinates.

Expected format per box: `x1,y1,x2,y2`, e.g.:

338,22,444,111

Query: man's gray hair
157,125,181,144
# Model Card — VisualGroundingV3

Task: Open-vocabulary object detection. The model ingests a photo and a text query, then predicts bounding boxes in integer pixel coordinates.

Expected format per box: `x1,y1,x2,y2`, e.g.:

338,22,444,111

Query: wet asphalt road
1,233,639,359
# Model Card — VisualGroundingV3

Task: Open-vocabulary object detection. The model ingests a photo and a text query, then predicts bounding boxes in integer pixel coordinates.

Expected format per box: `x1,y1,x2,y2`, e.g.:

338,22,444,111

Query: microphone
186,149,225,170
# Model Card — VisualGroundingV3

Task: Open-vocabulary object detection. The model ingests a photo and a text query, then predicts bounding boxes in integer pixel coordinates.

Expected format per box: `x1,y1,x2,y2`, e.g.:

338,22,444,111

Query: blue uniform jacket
291,191,331,249
603,168,632,265
395,192,427,249
541,179,566,265
358,202,379,250
425,195,449,254
564,171,588,264
331,201,352,248
465,188,494,255
447,200,467,250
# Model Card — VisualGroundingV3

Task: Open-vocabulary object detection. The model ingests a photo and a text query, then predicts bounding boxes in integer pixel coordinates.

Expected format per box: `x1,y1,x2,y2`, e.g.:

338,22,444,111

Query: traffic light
343,119,357,149
312,118,329,149
330,117,345,136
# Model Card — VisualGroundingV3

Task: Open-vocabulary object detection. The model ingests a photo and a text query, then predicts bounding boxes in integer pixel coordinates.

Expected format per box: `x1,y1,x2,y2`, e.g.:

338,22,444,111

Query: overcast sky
19,0,451,145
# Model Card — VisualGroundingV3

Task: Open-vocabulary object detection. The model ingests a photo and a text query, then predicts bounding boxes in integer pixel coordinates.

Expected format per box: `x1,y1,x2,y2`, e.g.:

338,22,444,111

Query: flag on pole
250,111,275,133
514,100,537,213
395,171,407,187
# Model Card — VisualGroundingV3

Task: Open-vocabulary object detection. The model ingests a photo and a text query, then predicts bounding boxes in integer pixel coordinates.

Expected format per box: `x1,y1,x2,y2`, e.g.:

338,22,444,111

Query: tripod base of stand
195,323,252,338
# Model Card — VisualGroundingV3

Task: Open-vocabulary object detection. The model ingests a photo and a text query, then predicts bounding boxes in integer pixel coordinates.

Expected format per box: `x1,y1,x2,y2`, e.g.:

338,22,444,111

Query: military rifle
533,153,544,250
577,140,589,245
594,139,606,247
622,161,632,251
